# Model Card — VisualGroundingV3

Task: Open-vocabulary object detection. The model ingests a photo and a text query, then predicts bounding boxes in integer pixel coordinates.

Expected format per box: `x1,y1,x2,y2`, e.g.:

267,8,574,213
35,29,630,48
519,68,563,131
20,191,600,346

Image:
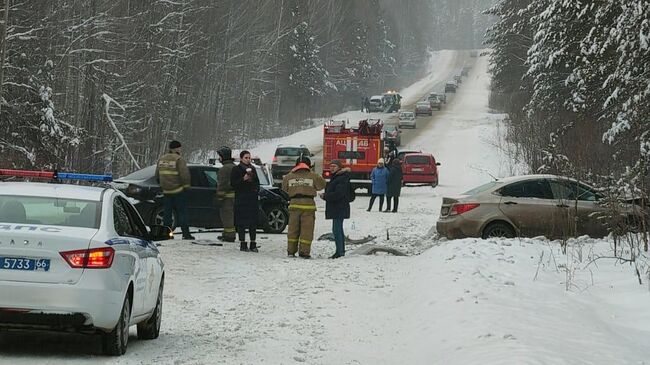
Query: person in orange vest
282,155,326,258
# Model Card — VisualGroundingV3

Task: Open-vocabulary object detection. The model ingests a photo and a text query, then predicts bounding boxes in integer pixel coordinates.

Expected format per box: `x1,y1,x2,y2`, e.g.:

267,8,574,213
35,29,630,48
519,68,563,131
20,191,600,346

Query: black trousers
237,223,257,242
368,194,384,211
386,196,399,212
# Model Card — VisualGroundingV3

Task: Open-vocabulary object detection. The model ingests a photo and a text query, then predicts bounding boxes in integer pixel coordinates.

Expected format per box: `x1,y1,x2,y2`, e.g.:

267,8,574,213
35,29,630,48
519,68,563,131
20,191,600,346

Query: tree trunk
0,0,10,118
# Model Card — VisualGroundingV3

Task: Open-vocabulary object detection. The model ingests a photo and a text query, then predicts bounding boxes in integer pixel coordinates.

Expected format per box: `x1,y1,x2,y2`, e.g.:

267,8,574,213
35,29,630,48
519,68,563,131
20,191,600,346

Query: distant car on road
427,94,442,110
415,101,433,116
368,95,384,112
271,144,312,185
430,92,446,104
454,75,463,85
436,174,648,240
445,81,457,93
113,164,289,233
401,153,440,187
398,111,416,129
383,125,402,147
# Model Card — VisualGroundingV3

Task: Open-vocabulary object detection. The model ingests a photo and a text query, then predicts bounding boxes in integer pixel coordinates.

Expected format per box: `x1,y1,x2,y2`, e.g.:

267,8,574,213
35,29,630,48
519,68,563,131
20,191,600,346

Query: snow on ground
2,52,650,365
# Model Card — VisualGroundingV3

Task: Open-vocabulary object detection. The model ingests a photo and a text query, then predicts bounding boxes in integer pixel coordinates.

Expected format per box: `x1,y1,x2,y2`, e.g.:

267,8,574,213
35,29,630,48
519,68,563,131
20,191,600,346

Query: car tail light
272,156,277,162
450,203,480,215
60,247,115,269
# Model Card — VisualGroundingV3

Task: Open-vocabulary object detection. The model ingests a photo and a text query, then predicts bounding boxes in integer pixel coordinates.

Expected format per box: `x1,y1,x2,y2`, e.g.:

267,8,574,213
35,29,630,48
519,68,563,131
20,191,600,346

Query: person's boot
249,241,258,253
298,252,311,259
240,241,249,252
181,228,195,240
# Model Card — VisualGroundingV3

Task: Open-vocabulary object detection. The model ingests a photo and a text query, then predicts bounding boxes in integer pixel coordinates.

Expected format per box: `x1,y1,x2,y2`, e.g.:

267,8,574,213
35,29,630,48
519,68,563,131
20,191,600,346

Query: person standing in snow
155,140,194,240
320,160,351,259
216,146,236,242
385,158,403,212
231,150,260,252
282,155,326,259
367,158,389,212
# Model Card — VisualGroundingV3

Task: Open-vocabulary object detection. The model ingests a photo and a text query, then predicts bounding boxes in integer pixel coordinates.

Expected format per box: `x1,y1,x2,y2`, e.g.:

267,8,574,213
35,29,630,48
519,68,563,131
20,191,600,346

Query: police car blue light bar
56,172,113,182
0,169,112,182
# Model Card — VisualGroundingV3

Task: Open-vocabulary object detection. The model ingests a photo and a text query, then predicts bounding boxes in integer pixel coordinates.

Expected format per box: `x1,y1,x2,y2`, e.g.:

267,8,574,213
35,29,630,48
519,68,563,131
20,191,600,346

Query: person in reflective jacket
155,140,194,240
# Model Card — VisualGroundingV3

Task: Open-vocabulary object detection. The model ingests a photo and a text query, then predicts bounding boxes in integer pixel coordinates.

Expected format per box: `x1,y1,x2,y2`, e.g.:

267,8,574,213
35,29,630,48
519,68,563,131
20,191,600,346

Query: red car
401,153,440,187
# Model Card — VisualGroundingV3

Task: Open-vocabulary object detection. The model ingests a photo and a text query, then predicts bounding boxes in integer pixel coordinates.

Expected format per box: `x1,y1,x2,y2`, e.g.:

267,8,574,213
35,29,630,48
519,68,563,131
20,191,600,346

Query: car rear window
0,195,100,229
462,181,500,196
405,155,431,165
119,165,156,181
275,147,305,157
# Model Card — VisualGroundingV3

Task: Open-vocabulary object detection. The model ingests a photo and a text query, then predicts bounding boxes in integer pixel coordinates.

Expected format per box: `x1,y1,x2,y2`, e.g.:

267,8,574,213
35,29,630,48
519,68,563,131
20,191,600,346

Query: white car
0,178,169,356
398,111,417,128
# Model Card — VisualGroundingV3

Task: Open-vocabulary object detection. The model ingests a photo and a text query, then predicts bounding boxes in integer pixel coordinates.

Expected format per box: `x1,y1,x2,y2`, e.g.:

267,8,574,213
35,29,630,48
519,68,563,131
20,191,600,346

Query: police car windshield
0,195,100,229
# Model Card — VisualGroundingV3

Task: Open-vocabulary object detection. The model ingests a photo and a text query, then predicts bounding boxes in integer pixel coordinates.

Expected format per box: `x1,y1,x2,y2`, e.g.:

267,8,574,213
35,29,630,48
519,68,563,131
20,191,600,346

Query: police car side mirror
149,224,173,241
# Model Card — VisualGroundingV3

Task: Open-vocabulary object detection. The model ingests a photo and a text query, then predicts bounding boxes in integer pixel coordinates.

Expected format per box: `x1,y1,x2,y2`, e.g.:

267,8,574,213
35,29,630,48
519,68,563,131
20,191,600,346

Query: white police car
0,170,170,356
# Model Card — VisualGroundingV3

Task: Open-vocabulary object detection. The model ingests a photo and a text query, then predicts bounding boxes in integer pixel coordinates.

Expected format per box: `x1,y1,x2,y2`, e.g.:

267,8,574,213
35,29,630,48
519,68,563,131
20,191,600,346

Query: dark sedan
113,164,289,233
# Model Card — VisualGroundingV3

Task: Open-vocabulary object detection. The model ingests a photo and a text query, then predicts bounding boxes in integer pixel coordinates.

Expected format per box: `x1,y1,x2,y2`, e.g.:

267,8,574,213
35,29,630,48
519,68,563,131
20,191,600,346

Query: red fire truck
322,119,384,192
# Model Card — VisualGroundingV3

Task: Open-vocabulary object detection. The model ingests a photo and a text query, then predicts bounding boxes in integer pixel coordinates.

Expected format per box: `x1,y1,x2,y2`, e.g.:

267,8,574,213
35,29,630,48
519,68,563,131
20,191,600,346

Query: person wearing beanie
155,140,194,240
320,160,352,259
367,158,389,212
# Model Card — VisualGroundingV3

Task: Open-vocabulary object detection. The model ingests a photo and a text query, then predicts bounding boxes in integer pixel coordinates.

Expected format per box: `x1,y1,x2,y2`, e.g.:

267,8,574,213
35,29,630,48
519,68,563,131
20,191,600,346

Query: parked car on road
0,178,169,356
384,125,402,147
445,81,457,93
430,92,446,104
113,164,289,233
398,111,416,129
437,174,647,240
427,94,442,110
368,95,385,112
271,144,312,185
454,75,463,85
401,153,440,187
415,101,433,116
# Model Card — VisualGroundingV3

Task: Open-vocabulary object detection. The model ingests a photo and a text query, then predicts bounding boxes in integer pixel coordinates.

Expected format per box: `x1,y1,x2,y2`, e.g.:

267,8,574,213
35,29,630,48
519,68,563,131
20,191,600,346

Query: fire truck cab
322,119,384,192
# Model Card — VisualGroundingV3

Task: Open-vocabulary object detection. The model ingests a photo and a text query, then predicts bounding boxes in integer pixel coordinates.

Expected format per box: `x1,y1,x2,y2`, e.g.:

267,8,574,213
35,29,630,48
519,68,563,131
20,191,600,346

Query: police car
0,169,170,356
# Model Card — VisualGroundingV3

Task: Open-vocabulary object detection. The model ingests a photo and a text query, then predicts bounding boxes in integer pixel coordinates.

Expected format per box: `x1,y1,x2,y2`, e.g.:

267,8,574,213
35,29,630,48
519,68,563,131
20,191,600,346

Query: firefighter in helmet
216,146,236,242
282,155,326,258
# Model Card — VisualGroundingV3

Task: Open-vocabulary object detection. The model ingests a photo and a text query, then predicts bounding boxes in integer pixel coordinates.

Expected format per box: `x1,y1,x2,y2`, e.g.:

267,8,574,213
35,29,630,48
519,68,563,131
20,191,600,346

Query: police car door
121,198,161,313
113,196,149,316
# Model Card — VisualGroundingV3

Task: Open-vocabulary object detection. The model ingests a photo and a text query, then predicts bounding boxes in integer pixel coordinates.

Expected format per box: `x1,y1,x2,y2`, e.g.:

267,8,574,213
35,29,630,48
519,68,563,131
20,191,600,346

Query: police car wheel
102,295,131,356
153,206,176,229
263,205,288,233
137,278,163,340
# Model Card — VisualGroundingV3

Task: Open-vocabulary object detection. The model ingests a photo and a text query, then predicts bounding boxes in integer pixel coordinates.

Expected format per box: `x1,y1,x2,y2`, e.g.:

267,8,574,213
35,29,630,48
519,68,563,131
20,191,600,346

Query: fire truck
322,119,384,192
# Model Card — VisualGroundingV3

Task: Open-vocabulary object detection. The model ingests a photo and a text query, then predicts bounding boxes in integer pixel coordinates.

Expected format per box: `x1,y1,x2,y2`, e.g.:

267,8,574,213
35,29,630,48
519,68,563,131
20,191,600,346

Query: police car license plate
0,257,50,272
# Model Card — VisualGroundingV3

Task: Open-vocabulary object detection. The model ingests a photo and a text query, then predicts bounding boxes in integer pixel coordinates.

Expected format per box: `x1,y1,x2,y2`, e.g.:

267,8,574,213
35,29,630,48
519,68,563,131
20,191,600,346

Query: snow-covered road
2,52,649,365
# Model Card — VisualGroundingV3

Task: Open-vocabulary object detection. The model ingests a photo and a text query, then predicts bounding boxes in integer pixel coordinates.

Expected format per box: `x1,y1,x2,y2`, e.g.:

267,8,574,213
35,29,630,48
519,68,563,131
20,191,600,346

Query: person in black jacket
231,150,260,252
320,159,351,259
385,158,403,212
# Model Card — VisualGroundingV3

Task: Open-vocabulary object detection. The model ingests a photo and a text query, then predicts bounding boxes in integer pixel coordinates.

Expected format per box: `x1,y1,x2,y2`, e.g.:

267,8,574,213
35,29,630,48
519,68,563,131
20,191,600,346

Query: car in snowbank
437,174,647,240
113,164,289,233
0,182,169,356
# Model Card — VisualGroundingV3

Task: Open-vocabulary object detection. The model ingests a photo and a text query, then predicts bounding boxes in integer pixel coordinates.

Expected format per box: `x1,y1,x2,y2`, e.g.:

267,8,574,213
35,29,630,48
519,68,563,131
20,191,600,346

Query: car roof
416,100,429,104
370,95,383,99
0,182,107,201
496,174,568,184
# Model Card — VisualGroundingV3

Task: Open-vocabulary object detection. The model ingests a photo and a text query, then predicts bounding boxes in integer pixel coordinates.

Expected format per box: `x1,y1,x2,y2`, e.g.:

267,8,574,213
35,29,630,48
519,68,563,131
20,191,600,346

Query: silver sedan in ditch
436,174,646,239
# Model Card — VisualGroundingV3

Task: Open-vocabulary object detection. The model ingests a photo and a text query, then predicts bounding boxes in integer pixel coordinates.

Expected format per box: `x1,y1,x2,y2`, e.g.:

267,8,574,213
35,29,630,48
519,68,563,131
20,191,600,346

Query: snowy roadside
2,52,650,365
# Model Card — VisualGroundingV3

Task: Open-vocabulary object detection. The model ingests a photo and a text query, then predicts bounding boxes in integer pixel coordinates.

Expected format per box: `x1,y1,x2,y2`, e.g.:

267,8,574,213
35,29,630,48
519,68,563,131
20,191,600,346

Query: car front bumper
0,269,127,332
